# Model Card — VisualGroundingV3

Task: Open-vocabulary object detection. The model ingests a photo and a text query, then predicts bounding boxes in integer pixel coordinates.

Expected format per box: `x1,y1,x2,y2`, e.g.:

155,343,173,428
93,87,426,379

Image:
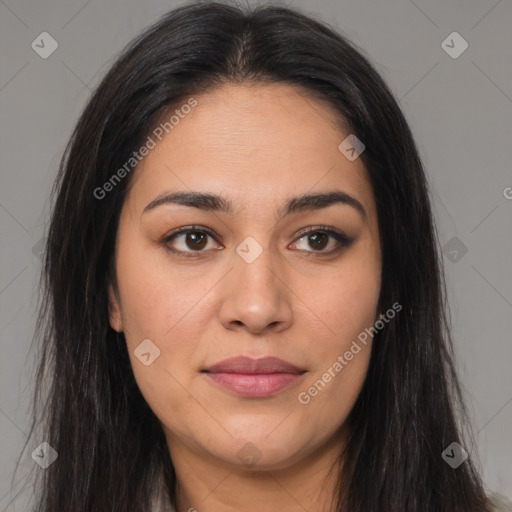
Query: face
108,82,381,472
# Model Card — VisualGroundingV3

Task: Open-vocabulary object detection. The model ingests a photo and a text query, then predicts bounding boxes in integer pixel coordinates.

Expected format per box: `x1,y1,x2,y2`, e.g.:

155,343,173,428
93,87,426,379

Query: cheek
305,255,380,355
294,248,380,412
294,277,377,435
115,238,210,343
116,255,206,429
113,245,202,404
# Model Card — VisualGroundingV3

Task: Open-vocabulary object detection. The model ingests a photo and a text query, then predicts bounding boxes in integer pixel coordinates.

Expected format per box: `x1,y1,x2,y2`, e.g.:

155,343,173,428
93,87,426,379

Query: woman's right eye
162,227,222,258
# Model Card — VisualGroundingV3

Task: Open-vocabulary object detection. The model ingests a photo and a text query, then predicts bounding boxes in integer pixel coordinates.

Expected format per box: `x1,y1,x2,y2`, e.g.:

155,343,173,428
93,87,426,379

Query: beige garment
152,496,176,512
488,491,512,512
150,477,174,512
152,490,512,511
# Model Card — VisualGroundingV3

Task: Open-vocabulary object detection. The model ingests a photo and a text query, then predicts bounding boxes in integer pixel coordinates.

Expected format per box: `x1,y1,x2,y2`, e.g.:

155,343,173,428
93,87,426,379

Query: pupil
310,233,327,250
187,232,207,250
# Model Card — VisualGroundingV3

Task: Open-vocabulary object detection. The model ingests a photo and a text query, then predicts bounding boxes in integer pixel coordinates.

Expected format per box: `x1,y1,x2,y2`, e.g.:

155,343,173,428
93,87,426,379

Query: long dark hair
19,1,491,510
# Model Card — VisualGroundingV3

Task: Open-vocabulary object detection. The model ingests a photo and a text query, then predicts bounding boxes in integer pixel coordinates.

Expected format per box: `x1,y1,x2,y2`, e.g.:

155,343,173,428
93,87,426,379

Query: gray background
1,0,511,509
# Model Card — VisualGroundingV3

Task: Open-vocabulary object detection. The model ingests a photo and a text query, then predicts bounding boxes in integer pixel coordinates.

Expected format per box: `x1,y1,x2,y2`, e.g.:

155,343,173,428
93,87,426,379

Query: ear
108,282,123,332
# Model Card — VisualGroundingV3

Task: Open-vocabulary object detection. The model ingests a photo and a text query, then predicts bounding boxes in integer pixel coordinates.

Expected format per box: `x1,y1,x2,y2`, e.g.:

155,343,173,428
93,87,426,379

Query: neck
165,426,348,512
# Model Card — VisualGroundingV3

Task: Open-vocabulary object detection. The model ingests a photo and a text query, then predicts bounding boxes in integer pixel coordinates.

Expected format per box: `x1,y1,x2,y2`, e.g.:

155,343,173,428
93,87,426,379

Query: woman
21,1,508,511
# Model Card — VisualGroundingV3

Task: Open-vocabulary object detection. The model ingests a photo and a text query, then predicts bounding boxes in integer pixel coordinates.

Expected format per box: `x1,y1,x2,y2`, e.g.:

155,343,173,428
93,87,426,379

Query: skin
108,82,382,512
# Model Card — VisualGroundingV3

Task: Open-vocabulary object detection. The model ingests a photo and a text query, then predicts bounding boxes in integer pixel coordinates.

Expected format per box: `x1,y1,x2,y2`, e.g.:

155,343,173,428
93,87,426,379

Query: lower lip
204,372,304,398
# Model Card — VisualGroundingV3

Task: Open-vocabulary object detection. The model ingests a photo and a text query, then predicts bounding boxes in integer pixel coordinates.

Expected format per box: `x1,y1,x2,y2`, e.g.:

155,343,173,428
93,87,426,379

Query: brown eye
291,227,352,255
306,232,329,250
162,226,220,258
162,225,352,259
183,231,208,250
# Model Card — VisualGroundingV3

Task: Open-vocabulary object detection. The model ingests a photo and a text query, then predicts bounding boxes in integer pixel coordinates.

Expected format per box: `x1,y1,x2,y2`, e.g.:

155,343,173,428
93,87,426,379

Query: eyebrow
142,190,367,220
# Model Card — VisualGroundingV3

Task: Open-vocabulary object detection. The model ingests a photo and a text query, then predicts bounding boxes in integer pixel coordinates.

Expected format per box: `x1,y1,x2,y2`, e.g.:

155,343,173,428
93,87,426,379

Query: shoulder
151,491,512,511
152,499,176,512
151,495,176,512
150,488,512,511
150,484,176,512
487,491,512,512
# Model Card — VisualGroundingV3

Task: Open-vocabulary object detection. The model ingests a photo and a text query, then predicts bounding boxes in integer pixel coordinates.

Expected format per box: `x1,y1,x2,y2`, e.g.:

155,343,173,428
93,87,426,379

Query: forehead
125,82,376,222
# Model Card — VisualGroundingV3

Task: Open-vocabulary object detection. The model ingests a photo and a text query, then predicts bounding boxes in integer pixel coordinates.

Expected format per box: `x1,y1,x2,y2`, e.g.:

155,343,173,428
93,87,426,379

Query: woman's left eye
291,227,352,254
162,226,352,258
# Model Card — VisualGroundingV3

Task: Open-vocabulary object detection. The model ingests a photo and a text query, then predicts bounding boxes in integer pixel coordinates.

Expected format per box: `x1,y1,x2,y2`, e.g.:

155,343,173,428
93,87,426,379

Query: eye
161,225,352,258
289,226,352,255
162,225,221,258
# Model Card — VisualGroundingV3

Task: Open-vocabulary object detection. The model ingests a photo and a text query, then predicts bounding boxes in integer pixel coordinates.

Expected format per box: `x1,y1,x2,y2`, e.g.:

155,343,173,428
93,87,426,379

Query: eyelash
161,225,353,259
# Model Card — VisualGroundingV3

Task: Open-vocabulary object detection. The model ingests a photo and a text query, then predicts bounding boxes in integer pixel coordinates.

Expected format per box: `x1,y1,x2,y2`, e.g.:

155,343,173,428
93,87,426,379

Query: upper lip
203,356,305,374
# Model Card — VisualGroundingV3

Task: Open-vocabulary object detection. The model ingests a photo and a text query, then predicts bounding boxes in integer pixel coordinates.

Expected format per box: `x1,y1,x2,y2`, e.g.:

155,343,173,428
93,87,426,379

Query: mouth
201,356,307,398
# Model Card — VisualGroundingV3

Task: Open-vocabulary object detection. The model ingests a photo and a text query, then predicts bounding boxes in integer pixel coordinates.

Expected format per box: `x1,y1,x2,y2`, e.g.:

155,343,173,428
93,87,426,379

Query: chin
205,430,311,471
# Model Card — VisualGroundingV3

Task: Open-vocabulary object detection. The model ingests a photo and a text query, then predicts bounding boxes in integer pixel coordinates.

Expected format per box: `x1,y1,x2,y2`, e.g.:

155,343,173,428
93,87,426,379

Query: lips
203,356,304,374
202,356,306,398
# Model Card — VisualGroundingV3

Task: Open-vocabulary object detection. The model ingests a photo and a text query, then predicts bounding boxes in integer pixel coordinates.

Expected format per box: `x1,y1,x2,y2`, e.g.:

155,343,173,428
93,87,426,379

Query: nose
218,243,293,335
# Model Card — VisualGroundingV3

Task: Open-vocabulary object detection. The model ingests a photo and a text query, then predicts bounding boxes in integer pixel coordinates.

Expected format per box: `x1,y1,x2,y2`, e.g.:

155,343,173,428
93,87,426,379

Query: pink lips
202,356,306,398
